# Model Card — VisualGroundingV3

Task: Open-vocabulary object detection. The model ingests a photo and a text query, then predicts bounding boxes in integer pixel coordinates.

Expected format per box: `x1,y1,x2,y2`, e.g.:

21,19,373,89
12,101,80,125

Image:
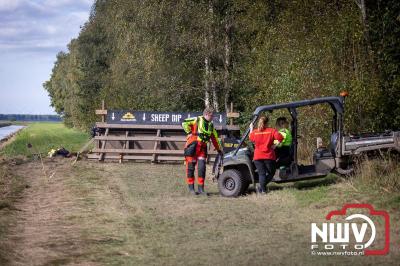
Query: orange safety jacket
182,116,222,152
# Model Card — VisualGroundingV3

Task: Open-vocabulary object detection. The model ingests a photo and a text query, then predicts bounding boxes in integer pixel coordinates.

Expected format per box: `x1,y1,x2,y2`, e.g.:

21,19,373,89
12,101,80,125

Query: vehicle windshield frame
233,96,345,156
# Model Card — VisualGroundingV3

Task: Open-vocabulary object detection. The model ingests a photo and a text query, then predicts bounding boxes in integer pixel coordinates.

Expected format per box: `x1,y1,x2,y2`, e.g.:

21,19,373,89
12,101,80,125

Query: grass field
0,123,399,265
0,122,90,158
0,159,398,265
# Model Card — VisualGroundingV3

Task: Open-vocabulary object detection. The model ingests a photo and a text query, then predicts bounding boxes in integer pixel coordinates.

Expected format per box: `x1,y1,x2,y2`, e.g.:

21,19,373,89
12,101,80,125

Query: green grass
0,122,90,158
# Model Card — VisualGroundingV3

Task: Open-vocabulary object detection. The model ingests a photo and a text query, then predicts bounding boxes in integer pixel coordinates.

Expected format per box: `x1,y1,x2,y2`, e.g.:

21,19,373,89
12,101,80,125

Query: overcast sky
0,0,92,114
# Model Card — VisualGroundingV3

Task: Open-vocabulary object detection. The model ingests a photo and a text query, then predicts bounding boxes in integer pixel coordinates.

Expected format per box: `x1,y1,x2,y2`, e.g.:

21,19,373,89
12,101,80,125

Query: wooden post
227,102,239,126
120,130,129,163
152,129,161,163
95,101,107,125
101,100,105,123
98,128,109,161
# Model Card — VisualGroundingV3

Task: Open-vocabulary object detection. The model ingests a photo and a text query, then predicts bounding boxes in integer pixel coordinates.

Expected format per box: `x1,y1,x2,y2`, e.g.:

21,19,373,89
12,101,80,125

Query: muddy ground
0,158,399,265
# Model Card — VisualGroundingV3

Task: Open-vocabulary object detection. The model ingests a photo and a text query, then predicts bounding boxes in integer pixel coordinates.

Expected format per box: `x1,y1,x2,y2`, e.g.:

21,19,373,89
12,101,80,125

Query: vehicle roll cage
233,96,346,162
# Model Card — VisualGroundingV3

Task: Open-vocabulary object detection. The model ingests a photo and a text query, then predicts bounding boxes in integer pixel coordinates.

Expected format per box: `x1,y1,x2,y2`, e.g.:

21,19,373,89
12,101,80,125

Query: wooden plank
72,138,95,165
119,130,129,163
91,148,218,155
92,148,182,154
125,130,129,150
88,153,152,160
94,136,186,141
98,128,109,161
152,129,161,163
101,100,106,122
87,154,217,162
226,112,240,118
87,153,101,159
95,109,108,115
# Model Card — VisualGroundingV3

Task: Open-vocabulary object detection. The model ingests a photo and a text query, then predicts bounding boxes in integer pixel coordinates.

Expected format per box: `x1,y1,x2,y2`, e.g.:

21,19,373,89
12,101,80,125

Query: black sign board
106,110,227,125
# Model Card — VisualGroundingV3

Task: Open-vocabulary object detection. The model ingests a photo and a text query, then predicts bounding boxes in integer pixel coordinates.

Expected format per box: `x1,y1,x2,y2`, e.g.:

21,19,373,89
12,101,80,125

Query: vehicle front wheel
218,169,247,197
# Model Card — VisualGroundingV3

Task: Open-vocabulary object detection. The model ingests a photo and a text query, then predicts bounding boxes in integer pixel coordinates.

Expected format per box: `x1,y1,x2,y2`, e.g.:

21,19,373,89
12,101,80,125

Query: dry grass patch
0,158,398,265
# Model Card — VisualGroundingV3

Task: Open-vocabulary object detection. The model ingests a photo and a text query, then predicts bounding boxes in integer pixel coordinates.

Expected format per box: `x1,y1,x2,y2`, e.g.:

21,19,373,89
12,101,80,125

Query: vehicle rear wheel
218,169,247,197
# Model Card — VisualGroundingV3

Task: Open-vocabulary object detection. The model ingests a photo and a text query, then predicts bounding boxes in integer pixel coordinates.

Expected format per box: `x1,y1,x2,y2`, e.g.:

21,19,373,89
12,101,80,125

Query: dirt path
1,158,399,265
4,159,96,265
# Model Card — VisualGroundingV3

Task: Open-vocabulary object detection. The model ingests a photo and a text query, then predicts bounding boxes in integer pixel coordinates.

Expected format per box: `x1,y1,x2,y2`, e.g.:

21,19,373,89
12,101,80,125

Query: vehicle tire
218,169,247,197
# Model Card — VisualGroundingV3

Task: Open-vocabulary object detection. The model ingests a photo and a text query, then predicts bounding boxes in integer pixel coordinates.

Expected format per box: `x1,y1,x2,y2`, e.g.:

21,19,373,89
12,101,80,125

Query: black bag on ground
183,141,197,157
56,147,71,157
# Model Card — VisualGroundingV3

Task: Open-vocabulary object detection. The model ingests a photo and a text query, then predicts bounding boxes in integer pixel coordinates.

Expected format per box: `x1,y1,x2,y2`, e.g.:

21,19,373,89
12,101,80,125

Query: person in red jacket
249,115,283,194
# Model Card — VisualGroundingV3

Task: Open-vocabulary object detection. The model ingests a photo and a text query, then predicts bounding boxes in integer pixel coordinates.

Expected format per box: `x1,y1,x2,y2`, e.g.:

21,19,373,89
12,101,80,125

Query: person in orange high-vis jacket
182,107,223,195
249,115,283,194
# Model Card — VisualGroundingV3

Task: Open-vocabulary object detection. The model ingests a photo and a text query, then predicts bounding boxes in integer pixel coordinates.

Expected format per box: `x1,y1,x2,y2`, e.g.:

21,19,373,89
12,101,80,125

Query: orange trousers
185,140,207,186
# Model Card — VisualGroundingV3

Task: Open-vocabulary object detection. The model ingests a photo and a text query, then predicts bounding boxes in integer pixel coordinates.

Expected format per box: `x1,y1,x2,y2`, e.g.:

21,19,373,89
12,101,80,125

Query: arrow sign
107,110,226,125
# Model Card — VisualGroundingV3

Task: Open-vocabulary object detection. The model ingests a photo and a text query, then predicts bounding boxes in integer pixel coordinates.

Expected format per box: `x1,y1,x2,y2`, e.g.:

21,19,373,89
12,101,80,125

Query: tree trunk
359,0,367,22
203,1,215,109
223,15,231,113
212,73,219,112
208,0,219,112
204,54,210,108
355,0,374,62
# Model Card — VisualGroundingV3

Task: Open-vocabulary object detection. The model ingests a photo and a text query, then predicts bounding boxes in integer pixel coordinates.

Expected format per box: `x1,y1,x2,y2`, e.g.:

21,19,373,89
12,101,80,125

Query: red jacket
249,127,283,160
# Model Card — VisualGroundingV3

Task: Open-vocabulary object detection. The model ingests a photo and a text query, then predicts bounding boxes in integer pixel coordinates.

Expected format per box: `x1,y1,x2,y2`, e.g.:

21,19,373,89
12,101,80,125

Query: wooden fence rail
87,101,240,163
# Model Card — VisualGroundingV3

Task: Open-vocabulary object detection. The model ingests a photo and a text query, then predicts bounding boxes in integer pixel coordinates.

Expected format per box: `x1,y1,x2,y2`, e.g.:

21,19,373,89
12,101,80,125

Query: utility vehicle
213,94,400,197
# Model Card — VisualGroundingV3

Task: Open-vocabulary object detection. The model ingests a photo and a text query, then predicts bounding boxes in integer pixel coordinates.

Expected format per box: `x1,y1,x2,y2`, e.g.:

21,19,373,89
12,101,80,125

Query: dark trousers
254,159,276,192
276,146,291,167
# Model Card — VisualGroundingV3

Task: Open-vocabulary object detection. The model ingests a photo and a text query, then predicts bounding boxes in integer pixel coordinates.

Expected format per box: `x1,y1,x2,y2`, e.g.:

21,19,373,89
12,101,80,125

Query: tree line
44,0,400,136
0,114,61,122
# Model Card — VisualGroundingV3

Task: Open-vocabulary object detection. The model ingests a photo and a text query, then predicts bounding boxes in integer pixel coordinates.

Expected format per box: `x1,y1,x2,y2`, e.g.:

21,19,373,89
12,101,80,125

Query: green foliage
44,0,400,135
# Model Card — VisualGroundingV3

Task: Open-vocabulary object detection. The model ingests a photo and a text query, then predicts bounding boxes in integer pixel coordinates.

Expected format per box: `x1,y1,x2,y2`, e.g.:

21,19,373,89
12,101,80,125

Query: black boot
257,185,267,195
197,185,208,196
188,184,197,195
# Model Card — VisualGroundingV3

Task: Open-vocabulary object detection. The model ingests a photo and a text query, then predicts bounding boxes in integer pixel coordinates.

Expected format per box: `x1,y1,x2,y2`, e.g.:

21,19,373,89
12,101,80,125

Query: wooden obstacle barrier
87,101,240,163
